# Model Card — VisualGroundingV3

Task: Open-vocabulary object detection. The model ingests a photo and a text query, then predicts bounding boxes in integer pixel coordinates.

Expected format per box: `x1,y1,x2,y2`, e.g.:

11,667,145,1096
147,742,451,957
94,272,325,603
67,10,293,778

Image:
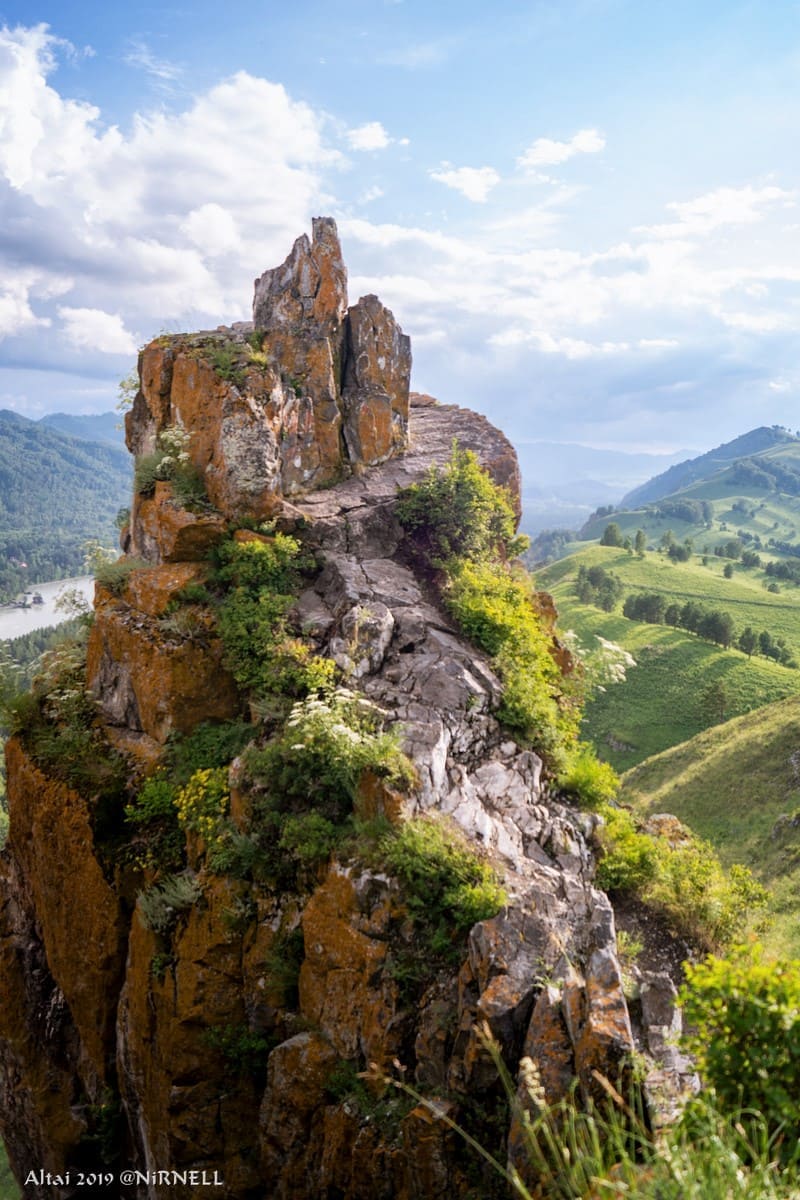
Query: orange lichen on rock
4,738,127,1079
299,865,402,1065
87,589,239,743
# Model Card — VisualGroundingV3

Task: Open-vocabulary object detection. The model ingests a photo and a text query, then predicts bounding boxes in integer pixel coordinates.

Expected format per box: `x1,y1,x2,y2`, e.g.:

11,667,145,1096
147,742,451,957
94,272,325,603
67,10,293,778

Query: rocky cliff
0,220,689,1200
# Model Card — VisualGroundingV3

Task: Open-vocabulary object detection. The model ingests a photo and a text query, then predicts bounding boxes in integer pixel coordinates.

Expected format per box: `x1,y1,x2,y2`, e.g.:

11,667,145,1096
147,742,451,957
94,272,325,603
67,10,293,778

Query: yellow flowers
174,767,229,839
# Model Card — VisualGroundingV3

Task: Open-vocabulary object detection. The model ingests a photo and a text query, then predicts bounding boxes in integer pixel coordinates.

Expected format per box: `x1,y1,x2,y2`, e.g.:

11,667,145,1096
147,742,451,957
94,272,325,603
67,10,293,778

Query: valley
533,425,800,956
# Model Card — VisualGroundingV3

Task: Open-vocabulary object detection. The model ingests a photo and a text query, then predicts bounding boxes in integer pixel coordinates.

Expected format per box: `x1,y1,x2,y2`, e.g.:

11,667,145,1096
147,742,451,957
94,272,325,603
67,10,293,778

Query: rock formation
0,220,689,1200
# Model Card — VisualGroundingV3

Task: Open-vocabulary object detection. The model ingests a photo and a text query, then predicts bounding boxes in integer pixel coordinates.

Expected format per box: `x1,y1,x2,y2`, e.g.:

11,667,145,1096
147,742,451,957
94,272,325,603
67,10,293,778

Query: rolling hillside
577,426,800,553
537,544,800,768
619,425,798,508
620,695,800,957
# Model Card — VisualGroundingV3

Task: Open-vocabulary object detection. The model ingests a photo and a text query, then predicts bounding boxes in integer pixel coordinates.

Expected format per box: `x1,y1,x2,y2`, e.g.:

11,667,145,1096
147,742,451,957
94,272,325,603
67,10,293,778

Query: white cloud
638,185,794,239
180,203,240,255
0,23,340,340
0,274,52,338
359,185,384,204
429,164,500,203
123,39,182,83
347,121,391,151
517,128,605,170
58,307,138,354
489,328,630,358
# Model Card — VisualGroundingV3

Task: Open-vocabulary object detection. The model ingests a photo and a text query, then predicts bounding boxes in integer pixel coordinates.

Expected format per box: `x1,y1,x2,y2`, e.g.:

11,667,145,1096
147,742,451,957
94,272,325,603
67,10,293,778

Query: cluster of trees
713,538,743,560
766,557,800,582
621,592,796,664
623,594,735,647
649,497,713,524
732,456,800,495
769,537,800,555
527,528,575,565
575,564,624,611
599,523,647,555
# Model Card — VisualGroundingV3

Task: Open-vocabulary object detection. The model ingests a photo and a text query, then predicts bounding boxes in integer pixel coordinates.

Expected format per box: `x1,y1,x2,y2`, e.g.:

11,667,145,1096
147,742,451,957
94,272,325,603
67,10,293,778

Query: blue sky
0,1,799,456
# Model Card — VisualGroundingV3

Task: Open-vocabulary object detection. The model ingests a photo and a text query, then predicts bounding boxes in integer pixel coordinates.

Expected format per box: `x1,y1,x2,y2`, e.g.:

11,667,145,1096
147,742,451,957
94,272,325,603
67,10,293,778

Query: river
0,577,95,642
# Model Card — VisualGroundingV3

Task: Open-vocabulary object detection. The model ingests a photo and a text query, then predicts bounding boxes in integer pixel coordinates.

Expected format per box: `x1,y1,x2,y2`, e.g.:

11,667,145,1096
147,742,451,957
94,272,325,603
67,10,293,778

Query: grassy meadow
620,695,800,957
537,544,800,770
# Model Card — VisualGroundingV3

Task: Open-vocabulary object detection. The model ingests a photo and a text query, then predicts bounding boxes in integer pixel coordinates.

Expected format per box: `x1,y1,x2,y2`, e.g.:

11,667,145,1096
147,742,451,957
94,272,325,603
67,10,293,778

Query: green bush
396,443,527,566
133,425,209,510
205,341,247,388
380,816,506,957
594,804,659,892
559,745,619,808
278,811,343,866
648,844,768,952
174,767,229,848
93,556,147,595
681,947,800,1151
202,1023,274,1076
164,720,254,785
213,534,332,700
9,634,127,796
125,775,176,824
594,806,767,951
446,559,579,764
244,689,414,825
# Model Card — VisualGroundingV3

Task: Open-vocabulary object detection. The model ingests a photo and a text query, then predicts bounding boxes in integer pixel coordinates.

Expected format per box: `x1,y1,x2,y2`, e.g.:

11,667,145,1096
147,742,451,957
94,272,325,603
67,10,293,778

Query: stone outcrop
0,222,682,1200
126,217,411,564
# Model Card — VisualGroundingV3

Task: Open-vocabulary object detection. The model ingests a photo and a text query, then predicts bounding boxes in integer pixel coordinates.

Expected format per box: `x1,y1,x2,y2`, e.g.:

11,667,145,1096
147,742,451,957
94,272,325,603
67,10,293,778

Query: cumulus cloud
347,121,391,151
0,22,339,344
0,273,52,338
429,164,500,203
58,307,138,354
517,128,605,171
1,23,798,450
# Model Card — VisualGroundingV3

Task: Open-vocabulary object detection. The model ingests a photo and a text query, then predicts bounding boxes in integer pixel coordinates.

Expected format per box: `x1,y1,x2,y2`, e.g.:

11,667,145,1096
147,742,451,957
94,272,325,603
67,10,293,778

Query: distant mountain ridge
0,409,131,601
38,410,125,448
620,426,798,508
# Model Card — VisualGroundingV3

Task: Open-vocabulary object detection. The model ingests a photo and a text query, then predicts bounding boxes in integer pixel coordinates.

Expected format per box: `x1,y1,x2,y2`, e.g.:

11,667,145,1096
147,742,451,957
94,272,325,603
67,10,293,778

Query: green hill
0,410,131,601
619,695,800,957
537,544,800,768
619,425,798,508
575,427,800,559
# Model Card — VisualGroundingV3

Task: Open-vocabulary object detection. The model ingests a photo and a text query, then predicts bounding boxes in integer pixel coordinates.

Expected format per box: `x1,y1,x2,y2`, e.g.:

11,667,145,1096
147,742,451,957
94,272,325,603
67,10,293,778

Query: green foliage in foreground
620,694,800,957
395,442,526,565
0,631,126,799
213,533,335,701
593,803,767,951
0,1138,18,1199
377,1022,800,1200
133,425,209,510
446,559,580,764
682,946,800,1154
